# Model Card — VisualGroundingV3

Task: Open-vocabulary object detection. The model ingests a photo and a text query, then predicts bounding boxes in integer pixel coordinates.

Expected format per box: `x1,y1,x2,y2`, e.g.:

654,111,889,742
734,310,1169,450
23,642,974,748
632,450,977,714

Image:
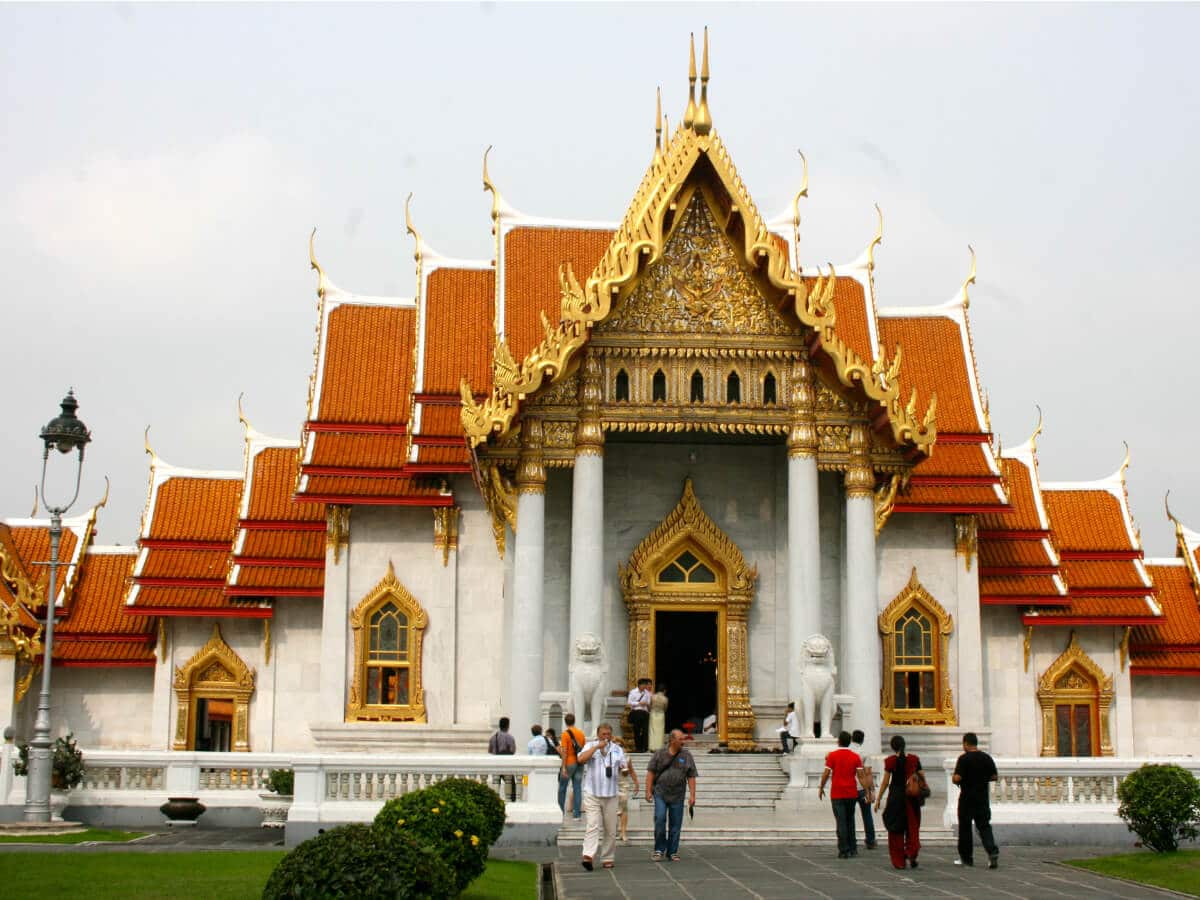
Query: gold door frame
619,479,757,748
172,623,255,751
1037,631,1114,757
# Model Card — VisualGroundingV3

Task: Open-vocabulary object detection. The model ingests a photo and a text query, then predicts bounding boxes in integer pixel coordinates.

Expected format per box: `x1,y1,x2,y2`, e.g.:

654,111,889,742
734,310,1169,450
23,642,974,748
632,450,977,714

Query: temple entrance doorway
654,610,718,734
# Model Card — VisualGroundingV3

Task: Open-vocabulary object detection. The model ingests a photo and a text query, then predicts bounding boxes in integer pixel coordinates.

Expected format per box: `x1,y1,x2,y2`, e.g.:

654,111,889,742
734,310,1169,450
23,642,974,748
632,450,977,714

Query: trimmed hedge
431,777,507,845
1117,763,1200,853
374,785,490,893
262,823,454,899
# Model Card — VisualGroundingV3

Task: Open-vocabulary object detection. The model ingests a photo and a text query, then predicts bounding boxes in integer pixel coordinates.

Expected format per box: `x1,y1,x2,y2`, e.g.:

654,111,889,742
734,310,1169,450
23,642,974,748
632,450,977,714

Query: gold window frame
878,567,957,726
1037,631,1113,757
347,561,428,722
172,623,255,751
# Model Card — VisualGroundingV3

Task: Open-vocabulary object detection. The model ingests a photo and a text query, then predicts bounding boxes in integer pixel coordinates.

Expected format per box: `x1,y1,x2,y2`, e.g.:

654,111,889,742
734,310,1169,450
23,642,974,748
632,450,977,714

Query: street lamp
23,390,90,823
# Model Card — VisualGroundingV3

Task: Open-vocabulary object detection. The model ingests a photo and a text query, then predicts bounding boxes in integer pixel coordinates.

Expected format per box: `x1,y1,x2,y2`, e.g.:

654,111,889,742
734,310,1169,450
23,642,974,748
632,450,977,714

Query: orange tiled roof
877,315,982,434
413,445,471,466
1060,559,1150,590
1024,595,1157,623
58,550,151,637
979,457,1046,533
304,433,409,470
315,304,417,425
1133,563,1200,649
239,531,324,559
299,475,453,503
503,226,612,361
811,275,874,366
910,444,999,479
139,548,229,581
898,483,1006,508
979,540,1058,569
7,523,83,606
979,573,1066,598
129,585,271,617
145,477,240,543
1042,489,1136,553
422,268,495,395
230,566,323,591
244,447,325,523
417,405,469,437
53,639,155,666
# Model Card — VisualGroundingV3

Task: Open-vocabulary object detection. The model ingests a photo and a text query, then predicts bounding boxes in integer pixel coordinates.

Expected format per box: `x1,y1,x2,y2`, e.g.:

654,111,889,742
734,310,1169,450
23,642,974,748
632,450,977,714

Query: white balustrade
941,756,1200,828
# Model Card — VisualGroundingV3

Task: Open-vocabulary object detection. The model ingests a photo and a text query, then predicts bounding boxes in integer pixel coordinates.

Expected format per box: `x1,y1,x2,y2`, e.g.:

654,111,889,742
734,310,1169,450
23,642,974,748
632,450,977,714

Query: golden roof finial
1030,404,1044,454
308,228,328,301
867,204,884,271
482,146,502,226
654,88,663,163
684,33,698,129
961,244,977,309
1119,440,1131,478
404,193,422,265
96,476,111,510
29,486,38,518
1165,491,1186,544
237,392,252,432
663,112,670,138
791,150,808,267
694,27,712,135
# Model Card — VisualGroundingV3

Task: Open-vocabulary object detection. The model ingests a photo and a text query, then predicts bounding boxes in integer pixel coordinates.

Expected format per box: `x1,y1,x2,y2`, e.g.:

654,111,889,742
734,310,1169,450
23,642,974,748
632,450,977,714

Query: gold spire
684,33,697,129
654,88,663,164
1166,491,1185,544
1029,404,1044,454
961,245,977,309
237,392,251,431
404,193,422,265
482,146,502,226
96,476,110,510
867,204,884,271
1119,441,1131,478
791,150,808,266
143,426,156,463
694,27,712,135
308,228,328,301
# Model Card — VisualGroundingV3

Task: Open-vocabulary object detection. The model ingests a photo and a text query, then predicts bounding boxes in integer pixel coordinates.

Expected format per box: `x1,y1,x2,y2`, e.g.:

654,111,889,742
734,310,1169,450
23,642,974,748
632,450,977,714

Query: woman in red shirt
875,734,925,870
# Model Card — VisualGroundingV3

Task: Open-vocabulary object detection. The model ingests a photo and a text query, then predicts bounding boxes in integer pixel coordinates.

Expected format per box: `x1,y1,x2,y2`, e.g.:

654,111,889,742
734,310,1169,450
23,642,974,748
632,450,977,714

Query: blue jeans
653,794,685,856
856,789,876,844
558,764,583,818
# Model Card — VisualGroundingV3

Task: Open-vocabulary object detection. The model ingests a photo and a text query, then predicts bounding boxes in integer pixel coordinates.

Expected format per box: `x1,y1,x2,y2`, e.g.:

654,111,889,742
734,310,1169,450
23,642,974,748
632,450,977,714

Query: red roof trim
1059,550,1143,561
981,596,1071,606
411,435,467,447
909,475,1003,487
980,566,1059,577
306,422,407,435
126,606,273,619
303,466,409,478
1130,667,1200,677
1023,614,1159,626
139,539,229,551
978,530,1051,541
233,557,324,569
404,463,472,475
414,394,471,406
238,520,326,532
224,586,324,598
893,504,1013,514
934,433,994,444
55,634,151,644
298,494,454,507
1131,643,1200,653
134,577,224,588
1069,587,1154,598
56,660,156,669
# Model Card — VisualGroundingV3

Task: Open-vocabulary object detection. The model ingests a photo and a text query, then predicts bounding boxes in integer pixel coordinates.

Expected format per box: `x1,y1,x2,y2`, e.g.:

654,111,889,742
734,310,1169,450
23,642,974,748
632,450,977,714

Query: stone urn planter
160,796,206,827
259,792,293,829
49,790,70,822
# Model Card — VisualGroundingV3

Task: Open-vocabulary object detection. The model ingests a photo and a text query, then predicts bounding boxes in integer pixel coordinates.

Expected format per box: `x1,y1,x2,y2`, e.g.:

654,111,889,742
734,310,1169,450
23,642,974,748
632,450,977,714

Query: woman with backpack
874,734,928,870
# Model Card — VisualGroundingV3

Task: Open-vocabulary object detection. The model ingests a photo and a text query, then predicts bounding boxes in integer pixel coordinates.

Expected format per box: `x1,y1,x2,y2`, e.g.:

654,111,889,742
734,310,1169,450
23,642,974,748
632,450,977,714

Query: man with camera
576,722,630,871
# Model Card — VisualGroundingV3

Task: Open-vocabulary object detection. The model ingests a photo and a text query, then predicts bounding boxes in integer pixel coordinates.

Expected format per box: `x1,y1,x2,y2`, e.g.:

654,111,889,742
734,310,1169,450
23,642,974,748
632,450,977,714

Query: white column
509,419,546,732
786,357,820,704
843,424,881,754
318,506,351,722
954,516,985,729
570,353,605,651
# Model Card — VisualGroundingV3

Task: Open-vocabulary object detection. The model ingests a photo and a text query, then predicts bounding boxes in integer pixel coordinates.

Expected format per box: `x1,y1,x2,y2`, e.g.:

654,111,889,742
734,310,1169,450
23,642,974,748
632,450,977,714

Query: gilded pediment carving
599,192,797,339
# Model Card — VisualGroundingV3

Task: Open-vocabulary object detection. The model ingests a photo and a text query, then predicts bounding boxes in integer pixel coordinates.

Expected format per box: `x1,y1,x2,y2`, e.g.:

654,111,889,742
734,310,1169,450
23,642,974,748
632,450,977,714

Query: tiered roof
56,547,155,666
1130,511,1200,675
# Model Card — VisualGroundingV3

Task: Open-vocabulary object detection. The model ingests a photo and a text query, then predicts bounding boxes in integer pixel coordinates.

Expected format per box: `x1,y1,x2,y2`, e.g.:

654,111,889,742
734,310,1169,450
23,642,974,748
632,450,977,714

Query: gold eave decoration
460,68,936,457
172,623,255,752
878,568,957,727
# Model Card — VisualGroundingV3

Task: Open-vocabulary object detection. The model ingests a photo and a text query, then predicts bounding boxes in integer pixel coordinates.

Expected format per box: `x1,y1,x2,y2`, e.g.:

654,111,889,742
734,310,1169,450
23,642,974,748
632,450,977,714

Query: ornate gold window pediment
347,561,428,723
879,568,956,727
1037,631,1113,757
173,624,255,751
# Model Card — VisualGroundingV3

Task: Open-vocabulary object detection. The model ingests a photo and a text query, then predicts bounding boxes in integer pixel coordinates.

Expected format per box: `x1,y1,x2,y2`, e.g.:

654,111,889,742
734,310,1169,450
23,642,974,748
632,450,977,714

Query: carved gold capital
786,357,818,458
955,515,978,571
516,418,546,494
845,422,874,497
433,506,460,567
327,505,350,565
575,353,605,458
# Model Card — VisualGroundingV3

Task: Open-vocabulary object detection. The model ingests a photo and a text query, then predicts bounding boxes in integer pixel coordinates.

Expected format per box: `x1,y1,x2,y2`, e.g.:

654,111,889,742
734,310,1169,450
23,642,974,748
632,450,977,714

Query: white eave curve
86,545,136,556
1003,440,1053,531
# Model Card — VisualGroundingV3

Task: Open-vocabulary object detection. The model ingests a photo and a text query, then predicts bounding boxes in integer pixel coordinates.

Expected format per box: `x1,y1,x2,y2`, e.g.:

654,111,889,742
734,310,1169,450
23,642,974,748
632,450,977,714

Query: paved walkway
546,844,1182,899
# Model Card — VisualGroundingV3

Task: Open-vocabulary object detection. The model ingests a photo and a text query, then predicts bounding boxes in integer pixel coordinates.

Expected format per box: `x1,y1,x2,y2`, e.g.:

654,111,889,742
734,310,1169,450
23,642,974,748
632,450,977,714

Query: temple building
2,38,1199,774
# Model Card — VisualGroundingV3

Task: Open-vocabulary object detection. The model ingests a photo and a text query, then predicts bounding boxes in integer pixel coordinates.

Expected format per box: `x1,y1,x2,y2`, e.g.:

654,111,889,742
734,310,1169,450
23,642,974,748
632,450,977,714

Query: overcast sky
2,3,1198,555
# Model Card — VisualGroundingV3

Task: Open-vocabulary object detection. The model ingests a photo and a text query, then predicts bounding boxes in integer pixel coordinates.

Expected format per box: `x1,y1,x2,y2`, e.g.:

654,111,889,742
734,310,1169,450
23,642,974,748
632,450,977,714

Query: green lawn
0,828,146,844
1067,849,1200,897
0,851,535,899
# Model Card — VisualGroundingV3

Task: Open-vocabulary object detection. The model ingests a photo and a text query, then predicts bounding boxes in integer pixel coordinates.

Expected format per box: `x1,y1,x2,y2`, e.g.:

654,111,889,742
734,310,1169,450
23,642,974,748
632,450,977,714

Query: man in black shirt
952,731,999,869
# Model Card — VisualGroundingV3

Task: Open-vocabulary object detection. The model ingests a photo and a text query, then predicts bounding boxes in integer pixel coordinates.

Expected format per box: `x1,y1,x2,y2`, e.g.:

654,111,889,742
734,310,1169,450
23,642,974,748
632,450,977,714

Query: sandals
581,856,593,871
602,861,615,869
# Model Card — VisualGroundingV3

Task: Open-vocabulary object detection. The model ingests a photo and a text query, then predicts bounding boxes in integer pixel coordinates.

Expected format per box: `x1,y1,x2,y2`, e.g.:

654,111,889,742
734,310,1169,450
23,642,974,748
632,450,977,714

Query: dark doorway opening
654,611,718,734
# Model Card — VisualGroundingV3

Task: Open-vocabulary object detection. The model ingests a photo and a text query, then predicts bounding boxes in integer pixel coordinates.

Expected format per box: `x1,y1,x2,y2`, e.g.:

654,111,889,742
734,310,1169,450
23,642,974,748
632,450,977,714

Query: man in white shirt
577,722,629,871
850,728,877,849
778,702,800,753
627,678,652,752
527,723,551,755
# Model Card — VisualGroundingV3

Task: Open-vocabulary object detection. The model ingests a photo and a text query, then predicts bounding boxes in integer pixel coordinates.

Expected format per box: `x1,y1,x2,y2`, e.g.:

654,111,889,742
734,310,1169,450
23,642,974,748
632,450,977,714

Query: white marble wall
269,600,325,750
1132,676,1200,756
45,667,155,748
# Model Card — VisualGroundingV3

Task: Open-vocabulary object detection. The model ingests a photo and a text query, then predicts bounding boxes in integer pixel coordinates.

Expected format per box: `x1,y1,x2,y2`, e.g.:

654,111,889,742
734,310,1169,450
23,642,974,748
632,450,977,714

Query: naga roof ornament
308,228,329,301
961,245,977,309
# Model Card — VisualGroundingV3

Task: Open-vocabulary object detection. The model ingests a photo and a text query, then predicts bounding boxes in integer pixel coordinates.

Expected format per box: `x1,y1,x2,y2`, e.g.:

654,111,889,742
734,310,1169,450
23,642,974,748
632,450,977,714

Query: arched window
726,372,741,404
1037,632,1114,756
690,371,704,403
652,369,667,402
349,562,429,722
615,369,630,402
656,548,718,586
763,372,777,406
878,568,956,726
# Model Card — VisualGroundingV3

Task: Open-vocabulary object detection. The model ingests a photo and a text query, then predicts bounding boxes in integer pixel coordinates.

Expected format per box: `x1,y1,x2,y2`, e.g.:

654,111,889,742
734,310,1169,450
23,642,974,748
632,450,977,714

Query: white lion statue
568,633,608,734
797,633,837,741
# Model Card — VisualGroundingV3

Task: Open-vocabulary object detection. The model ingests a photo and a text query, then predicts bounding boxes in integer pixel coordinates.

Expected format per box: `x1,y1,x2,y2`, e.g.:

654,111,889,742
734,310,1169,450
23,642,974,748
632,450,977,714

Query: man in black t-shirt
952,731,999,868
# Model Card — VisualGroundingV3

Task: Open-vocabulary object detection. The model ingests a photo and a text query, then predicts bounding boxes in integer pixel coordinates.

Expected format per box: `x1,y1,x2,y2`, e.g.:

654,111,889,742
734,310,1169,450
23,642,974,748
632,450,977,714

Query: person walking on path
558,713,587,819
488,717,517,801
818,730,870,859
875,734,925,870
645,728,698,862
627,678,653,752
577,723,630,871
648,684,669,751
953,731,1000,869
612,737,640,843
851,729,877,849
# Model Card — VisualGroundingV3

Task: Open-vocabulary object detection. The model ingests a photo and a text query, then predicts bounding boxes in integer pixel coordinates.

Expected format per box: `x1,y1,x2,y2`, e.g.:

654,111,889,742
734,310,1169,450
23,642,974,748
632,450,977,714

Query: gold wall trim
619,478,757,748
346,561,429,723
1037,631,1114,757
878,568,957,727
172,623,255,752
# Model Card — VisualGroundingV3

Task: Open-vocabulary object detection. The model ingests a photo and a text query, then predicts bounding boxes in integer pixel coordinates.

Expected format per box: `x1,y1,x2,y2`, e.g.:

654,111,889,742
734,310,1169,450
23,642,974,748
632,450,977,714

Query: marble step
556,825,958,847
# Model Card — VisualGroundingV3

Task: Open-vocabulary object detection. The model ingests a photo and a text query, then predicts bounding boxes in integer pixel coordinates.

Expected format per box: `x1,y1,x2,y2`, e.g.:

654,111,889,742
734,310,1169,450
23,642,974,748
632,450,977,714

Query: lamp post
23,390,90,823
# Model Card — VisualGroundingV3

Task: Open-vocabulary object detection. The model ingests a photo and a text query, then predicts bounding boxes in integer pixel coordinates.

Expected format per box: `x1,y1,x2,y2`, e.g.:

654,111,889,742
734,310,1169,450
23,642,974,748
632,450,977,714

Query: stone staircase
557,743,956,846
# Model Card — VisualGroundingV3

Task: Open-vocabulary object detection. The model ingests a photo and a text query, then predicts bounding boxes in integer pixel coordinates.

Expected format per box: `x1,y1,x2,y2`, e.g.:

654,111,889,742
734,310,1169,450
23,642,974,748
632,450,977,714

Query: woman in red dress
874,734,924,870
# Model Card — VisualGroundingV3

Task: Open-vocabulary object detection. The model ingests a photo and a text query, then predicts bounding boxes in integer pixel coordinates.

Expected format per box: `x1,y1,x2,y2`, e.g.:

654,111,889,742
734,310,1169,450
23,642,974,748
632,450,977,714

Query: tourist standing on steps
953,731,1000,869
875,734,924,870
488,717,517,801
558,713,586,819
645,728,698,862
627,677,652,752
818,730,870,859
850,729,877,849
648,684,669,751
778,702,800,753
577,723,629,872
